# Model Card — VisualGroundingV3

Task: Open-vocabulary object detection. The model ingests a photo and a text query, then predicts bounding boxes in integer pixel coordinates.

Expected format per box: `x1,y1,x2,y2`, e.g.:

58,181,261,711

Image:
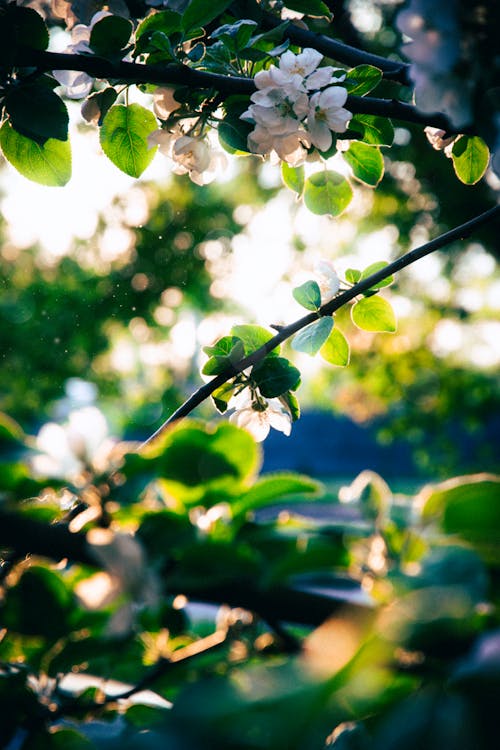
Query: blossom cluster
148,88,226,185
241,48,352,166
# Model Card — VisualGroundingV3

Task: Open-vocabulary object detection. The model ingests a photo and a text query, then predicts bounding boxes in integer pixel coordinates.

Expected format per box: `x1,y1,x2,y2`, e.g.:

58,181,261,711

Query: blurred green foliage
1,417,500,748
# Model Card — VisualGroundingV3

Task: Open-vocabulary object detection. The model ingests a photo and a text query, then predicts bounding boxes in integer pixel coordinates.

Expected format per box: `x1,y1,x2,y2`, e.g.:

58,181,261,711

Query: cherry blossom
315,260,340,303
32,406,115,479
307,87,352,151
230,396,292,442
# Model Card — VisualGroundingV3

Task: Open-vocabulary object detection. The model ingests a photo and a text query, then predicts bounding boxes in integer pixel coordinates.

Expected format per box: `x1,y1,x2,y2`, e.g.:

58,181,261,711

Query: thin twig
141,204,500,448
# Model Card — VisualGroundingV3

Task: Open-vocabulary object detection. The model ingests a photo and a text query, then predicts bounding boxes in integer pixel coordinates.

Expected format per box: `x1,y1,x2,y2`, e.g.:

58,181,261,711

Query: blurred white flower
53,10,111,99
81,528,159,636
307,87,351,151
315,259,340,303
32,406,114,479
230,395,292,442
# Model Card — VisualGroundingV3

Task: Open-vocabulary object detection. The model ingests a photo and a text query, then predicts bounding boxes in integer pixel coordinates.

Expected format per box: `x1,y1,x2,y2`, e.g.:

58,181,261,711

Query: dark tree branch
11,48,457,132
260,10,411,85
142,204,500,447
0,509,363,627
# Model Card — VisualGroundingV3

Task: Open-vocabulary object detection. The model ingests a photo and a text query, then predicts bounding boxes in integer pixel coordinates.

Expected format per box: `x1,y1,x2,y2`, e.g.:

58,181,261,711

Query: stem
13,48,457,131
141,204,500,448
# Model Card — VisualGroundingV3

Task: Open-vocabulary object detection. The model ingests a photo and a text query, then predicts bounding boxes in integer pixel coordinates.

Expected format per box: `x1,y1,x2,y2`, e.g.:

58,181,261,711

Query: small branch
260,10,411,85
13,48,457,131
142,204,500,447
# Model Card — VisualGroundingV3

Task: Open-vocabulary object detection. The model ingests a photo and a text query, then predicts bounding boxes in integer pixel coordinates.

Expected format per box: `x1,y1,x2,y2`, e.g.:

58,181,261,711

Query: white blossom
424,126,456,156
315,259,340,303
32,406,114,479
148,126,226,184
230,395,292,442
307,87,352,151
153,87,182,120
52,10,111,99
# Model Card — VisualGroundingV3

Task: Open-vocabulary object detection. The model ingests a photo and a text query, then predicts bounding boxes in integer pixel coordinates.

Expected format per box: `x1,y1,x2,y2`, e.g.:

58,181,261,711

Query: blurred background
1,0,499,483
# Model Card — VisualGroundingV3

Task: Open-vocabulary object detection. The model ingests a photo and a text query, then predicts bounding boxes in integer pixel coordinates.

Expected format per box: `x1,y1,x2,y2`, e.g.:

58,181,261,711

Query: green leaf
345,268,361,284
351,295,396,332
304,170,353,216
360,261,394,289
232,473,320,517
345,65,383,95
3,567,71,637
204,335,244,358
420,476,500,562
281,162,305,195
99,104,158,178
280,390,300,422
182,0,234,31
213,19,258,49
148,420,260,487
349,114,394,146
292,280,322,311
202,338,245,375
0,121,71,186
320,327,350,366
282,0,332,18
219,116,253,154
292,316,334,355
343,142,384,186
211,382,236,413
90,14,133,55
230,324,280,356
252,356,301,398
5,84,68,142
135,10,182,53
0,5,49,56
451,135,490,185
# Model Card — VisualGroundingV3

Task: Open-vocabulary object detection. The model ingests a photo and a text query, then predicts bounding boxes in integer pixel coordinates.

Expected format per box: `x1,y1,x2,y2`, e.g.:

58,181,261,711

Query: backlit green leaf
0,121,71,186
100,104,158,177
345,65,383,95
231,324,280,356
451,135,490,185
349,114,394,146
346,268,361,284
292,316,334,355
232,473,320,517
351,295,396,332
343,142,384,186
320,327,350,366
293,280,321,311
281,162,305,195
304,170,353,216
360,261,394,289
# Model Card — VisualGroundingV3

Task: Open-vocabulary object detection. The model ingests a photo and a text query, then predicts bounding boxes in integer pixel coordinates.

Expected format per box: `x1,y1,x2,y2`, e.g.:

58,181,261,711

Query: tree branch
142,204,500,447
260,10,411,85
0,508,363,627
13,48,456,132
